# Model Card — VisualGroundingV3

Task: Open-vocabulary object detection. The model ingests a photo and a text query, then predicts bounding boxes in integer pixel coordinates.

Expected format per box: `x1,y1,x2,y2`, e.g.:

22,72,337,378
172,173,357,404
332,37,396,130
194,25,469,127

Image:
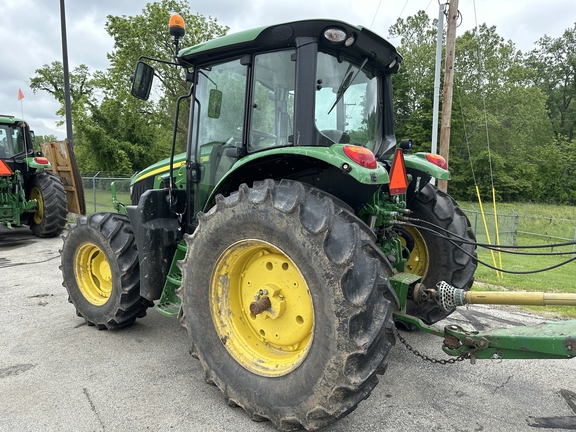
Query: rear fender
402,152,451,181
208,145,389,213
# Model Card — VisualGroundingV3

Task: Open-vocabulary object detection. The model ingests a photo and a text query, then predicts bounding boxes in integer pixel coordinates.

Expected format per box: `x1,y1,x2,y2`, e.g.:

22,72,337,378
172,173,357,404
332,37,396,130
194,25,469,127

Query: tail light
425,153,447,170
34,157,50,165
343,145,377,169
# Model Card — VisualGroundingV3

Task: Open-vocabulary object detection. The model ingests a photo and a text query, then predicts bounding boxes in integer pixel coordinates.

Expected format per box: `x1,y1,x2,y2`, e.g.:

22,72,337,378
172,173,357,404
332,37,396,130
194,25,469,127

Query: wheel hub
29,187,43,225
210,240,314,377
75,243,112,306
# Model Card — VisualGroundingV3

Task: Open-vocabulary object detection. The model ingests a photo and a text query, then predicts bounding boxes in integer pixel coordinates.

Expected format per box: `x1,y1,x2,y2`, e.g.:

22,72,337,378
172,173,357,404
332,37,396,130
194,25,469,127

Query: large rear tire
28,171,67,238
60,212,152,329
179,179,398,431
403,183,477,324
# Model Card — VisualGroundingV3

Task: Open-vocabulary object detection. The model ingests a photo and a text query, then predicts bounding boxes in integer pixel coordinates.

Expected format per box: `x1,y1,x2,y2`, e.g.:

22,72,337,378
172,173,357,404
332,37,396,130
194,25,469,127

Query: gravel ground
1,225,575,431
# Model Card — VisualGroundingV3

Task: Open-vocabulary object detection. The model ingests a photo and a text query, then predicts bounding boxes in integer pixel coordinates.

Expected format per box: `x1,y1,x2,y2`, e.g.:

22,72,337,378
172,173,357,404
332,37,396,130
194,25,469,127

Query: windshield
315,53,382,152
0,123,25,158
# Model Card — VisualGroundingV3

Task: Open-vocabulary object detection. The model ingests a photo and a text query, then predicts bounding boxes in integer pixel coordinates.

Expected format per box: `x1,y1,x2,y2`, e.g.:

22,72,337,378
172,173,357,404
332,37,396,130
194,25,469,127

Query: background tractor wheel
404,182,477,324
28,171,67,238
179,179,398,431
60,212,152,329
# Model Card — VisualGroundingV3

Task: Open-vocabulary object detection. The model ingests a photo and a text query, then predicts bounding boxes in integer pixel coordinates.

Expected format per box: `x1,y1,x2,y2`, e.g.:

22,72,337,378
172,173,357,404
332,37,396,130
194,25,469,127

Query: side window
249,50,295,152
13,128,24,154
192,59,248,204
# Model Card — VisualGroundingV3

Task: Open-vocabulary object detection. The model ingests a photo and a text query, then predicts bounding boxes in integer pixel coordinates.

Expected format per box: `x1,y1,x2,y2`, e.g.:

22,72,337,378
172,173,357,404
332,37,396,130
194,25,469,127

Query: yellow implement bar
466,291,576,306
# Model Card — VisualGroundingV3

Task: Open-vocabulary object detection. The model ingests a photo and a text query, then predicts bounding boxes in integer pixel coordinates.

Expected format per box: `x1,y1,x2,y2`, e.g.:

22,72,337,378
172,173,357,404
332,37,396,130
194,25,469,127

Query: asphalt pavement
1,225,575,431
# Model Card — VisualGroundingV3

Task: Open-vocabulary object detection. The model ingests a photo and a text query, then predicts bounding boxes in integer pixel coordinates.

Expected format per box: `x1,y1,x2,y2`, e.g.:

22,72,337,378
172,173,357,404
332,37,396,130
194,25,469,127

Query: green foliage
34,134,59,152
29,0,228,175
389,11,438,151
526,24,576,142
390,12,576,205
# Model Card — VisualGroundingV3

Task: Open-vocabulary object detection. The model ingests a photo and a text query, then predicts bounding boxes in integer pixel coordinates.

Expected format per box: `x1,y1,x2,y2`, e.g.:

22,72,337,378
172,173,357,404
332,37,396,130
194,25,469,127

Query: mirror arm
168,84,194,208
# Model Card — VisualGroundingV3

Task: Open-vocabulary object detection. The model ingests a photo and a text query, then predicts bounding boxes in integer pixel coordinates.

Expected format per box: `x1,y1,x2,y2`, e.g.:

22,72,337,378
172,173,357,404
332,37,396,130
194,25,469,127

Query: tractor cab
0,116,36,174
132,20,402,229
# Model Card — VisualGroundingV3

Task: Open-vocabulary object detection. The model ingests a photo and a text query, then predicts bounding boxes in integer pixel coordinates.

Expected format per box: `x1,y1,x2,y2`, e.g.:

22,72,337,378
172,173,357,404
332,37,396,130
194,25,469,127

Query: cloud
0,0,573,139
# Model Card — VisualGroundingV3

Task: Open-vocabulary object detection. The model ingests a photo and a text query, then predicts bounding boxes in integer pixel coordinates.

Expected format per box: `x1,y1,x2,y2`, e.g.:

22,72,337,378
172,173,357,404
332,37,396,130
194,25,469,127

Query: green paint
402,152,451,180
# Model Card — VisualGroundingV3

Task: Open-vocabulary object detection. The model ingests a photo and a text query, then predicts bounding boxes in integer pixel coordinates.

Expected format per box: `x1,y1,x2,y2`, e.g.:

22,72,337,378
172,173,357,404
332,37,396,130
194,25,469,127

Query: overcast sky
1,0,574,139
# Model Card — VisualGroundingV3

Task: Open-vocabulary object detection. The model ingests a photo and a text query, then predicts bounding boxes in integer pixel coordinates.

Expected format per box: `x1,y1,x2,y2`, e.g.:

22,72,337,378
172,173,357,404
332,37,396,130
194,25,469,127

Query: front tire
60,212,151,329
179,179,398,431
28,171,67,237
404,183,477,324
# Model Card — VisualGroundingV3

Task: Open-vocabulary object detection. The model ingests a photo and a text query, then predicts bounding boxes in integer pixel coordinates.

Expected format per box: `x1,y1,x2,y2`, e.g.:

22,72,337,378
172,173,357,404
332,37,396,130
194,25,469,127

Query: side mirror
30,131,35,142
131,61,155,100
208,89,223,119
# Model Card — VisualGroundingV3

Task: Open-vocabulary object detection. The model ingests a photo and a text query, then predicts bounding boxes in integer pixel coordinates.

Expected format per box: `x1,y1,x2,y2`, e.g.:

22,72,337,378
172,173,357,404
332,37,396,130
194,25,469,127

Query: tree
389,11,438,151
526,23,576,142
102,0,228,155
443,24,554,202
30,61,98,125
29,0,228,175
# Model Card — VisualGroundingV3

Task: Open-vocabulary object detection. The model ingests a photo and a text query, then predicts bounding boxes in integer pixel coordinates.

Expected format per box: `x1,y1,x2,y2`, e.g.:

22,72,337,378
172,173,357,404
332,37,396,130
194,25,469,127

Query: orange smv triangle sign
0,160,14,176
389,149,408,195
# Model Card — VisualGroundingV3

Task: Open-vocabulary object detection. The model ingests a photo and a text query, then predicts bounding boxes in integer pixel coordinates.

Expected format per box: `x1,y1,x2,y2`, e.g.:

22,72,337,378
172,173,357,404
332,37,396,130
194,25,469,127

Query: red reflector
343,145,377,169
425,153,447,170
34,157,50,165
389,149,408,195
0,160,13,176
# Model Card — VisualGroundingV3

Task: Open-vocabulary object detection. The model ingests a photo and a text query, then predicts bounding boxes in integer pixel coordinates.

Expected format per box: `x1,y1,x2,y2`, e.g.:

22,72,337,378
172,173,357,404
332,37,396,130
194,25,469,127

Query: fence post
92,171,100,214
573,226,576,258
512,210,519,247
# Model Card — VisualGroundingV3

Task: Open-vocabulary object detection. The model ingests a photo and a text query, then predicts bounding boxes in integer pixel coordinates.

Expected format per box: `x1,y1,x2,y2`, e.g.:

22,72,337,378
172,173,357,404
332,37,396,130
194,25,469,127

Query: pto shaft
466,291,576,306
435,281,576,312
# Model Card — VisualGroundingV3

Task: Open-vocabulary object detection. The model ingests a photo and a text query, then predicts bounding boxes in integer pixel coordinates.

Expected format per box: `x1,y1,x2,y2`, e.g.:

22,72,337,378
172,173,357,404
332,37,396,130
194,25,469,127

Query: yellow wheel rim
29,187,43,225
401,226,429,277
75,243,113,306
210,240,314,377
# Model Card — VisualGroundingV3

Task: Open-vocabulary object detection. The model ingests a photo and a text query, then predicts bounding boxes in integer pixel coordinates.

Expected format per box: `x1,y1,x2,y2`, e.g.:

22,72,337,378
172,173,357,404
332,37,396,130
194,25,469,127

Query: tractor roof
178,19,402,72
0,115,25,125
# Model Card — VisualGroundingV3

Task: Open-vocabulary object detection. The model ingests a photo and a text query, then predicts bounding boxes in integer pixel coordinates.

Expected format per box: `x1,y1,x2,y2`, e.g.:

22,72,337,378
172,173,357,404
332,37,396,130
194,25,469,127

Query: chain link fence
81,174,132,214
463,208,576,254
80,176,576,254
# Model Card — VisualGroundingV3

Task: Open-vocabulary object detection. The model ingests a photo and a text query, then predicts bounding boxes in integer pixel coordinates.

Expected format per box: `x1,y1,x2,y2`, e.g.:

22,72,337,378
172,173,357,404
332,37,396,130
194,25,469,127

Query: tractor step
155,241,186,317
155,300,181,317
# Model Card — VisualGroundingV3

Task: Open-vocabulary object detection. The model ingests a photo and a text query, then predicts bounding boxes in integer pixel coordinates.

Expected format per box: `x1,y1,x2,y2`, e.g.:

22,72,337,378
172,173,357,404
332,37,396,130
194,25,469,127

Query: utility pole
60,0,74,147
437,0,459,193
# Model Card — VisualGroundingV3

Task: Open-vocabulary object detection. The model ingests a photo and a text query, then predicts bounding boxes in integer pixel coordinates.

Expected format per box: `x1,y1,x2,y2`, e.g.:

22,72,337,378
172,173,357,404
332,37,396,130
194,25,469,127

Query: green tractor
0,115,67,237
60,17,575,431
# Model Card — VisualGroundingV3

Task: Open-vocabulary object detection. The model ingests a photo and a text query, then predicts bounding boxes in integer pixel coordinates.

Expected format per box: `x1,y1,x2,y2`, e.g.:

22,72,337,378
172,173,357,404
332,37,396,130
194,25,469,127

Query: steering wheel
251,130,276,149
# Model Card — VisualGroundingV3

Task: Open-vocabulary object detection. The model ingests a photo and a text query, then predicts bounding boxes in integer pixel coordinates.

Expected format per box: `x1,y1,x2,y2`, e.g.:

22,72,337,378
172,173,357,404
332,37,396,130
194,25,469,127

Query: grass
84,188,131,214
458,200,576,318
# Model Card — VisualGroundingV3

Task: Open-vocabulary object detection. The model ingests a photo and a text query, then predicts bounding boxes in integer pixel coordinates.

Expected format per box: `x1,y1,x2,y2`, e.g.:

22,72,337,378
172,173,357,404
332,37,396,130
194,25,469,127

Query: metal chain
395,328,470,364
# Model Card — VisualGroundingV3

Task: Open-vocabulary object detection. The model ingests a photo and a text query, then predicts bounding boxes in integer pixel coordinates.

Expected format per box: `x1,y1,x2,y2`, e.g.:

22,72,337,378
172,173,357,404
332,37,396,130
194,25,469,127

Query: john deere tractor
0,115,67,237
60,17,576,431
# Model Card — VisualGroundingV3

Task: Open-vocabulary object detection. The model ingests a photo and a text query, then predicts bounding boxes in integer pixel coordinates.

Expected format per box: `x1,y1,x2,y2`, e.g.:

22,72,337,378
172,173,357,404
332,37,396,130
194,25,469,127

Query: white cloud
0,0,573,139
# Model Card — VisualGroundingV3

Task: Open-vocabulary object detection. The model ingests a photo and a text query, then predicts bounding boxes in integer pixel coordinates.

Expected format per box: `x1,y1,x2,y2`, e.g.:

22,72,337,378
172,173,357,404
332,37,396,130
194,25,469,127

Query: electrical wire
392,220,576,274
400,216,576,251
370,0,383,29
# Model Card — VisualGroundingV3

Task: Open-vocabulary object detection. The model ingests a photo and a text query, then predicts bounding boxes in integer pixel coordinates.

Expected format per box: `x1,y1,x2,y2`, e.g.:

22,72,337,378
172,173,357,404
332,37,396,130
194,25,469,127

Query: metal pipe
60,0,74,147
431,2,445,158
